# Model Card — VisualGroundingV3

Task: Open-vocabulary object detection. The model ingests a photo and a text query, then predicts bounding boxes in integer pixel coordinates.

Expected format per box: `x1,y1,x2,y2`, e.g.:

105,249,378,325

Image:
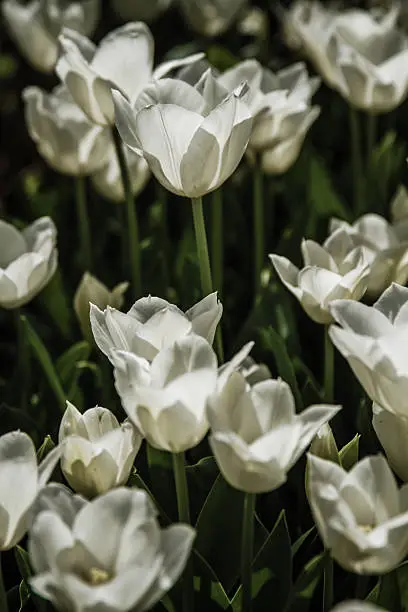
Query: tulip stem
349,107,364,214
253,163,264,296
211,189,223,297
323,552,333,612
172,452,194,612
191,196,224,361
75,176,92,272
112,127,142,298
241,492,256,612
366,113,377,165
0,553,9,612
324,326,334,403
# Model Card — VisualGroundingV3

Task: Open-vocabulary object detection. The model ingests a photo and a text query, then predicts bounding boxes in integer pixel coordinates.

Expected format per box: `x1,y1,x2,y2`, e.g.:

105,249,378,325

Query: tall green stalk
75,175,92,272
366,113,377,165
323,552,333,612
241,492,256,612
324,326,334,403
211,189,223,296
0,553,9,612
172,452,194,612
349,107,364,214
112,128,142,297
253,163,264,295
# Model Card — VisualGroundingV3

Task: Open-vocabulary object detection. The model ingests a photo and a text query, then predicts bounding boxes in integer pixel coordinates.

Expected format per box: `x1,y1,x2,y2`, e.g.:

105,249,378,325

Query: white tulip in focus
90,292,223,363
91,144,150,202
329,282,408,418
0,216,57,309
59,402,142,498
57,22,204,126
0,431,60,550
111,0,172,22
331,600,386,612
29,487,195,612
178,0,248,37
307,453,408,574
373,403,408,481
113,334,218,452
23,85,110,176
328,212,408,297
270,239,369,324
74,272,128,341
283,1,408,113
2,0,100,73
113,78,252,197
207,373,340,493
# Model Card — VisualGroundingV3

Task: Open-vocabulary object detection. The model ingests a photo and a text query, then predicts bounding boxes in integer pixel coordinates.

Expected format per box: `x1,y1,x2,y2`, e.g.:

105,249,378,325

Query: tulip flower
373,403,408,481
23,85,110,176
270,239,369,324
329,282,408,418
178,0,248,37
307,453,408,574
111,0,172,22
31,483,86,525
0,216,57,309
0,431,60,550
59,402,142,498
113,334,218,452
332,603,386,612
29,487,195,612
207,373,340,493
90,292,222,363
2,0,100,73
74,272,128,341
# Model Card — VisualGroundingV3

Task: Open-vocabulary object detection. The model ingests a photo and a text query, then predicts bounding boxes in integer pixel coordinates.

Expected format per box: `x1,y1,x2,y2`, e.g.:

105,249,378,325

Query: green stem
172,452,194,612
112,127,142,298
75,175,92,272
0,553,9,612
355,574,368,599
14,308,30,410
323,552,333,612
349,107,364,214
211,189,223,296
158,185,170,291
241,492,256,612
366,113,377,166
253,163,264,295
324,326,334,403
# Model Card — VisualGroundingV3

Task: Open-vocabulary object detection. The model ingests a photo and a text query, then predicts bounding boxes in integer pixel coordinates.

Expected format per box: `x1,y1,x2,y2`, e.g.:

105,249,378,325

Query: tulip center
86,567,112,586
359,524,374,534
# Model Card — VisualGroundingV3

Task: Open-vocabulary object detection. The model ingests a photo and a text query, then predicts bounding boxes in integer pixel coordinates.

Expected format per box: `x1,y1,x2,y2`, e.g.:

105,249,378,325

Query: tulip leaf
230,511,292,612
18,581,30,612
339,434,360,471
56,341,91,409
128,469,171,525
287,552,326,612
36,435,55,462
195,474,268,593
307,154,351,225
146,445,178,521
37,270,74,341
291,527,316,558
376,568,402,612
193,550,232,611
186,456,219,524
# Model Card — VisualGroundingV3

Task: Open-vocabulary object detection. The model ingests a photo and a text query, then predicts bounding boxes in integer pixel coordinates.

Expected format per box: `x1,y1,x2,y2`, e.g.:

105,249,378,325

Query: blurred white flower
57,22,203,125
29,487,195,612
0,431,60,550
270,239,369,324
331,602,386,612
2,0,100,72
74,272,128,341
23,85,110,176
111,0,172,22
59,402,142,498
0,216,57,309
373,403,408,481
31,483,86,525
207,373,340,493
283,1,408,113
308,453,408,573
91,144,150,202
178,0,248,37
114,78,252,197
329,283,408,418
113,334,218,452
90,292,222,363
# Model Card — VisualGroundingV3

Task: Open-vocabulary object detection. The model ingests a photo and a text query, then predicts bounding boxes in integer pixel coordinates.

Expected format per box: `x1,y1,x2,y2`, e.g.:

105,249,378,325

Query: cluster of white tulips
4,0,408,611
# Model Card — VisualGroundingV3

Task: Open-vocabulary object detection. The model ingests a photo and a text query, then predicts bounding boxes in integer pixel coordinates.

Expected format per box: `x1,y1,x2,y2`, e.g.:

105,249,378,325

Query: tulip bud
73,273,128,341
309,423,340,463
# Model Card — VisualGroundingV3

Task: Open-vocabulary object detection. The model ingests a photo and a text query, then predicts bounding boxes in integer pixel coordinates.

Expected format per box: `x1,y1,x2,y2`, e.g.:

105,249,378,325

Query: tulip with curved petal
307,453,408,574
29,487,195,612
373,403,408,481
0,216,57,309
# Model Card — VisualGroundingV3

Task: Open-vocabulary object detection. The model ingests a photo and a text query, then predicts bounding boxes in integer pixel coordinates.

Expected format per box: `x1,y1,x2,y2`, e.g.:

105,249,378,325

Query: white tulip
2,0,100,73
178,0,248,37
111,0,172,22
29,487,195,612
329,283,408,418
31,483,86,525
90,292,222,363
331,603,386,612
113,334,218,452
113,78,252,197
208,373,340,493
91,143,150,202
270,239,369,324
23,85,110,176
56,22,204,126
307,453,408,574
59,402,142,498
283,1,408,113
0,431,60,550
74,272,128,341
0,216,57,309
373,403,408,481
328,213,408,297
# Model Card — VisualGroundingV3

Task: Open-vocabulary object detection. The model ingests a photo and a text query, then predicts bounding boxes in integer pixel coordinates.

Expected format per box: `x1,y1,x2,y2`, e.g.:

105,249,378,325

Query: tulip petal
29,511,74,573
330,300,392,337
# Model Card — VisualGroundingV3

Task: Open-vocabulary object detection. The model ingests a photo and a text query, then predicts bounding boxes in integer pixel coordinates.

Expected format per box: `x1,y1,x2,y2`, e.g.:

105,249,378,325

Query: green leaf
36,435,55,462
288,552,326,612
291,527,316,558
37,270,74,340
56,341,91,409
146,445,177,521
308,154,351,224
195,474,268,593
186,456,219,524
377,569,402,612
18,581,30,612
127,469,171,525
193,550,232,611
339,434,360,471
21,316,66,414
